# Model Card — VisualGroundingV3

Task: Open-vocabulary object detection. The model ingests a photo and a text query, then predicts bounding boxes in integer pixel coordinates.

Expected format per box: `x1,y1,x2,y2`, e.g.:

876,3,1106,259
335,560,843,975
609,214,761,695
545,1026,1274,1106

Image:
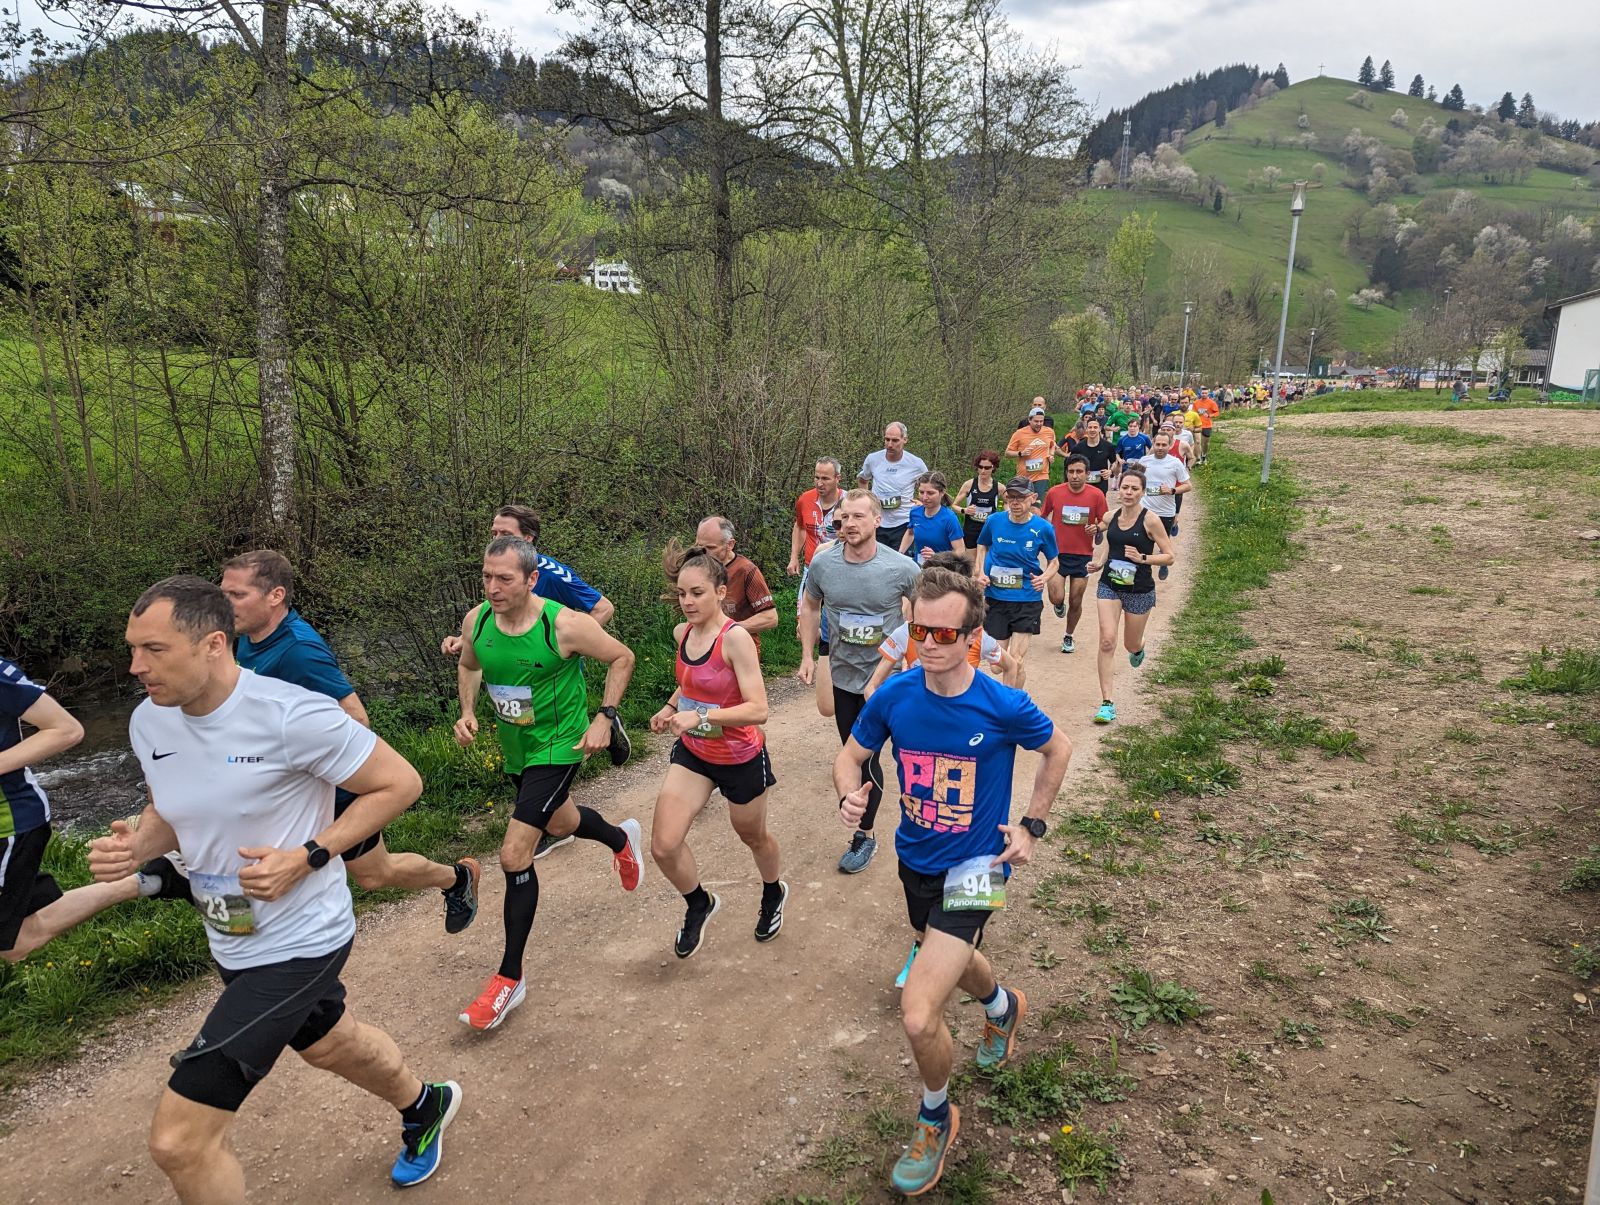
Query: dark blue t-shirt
976,513,1058,601
852,668,1054,875
0,657,49,836
236,610,355,701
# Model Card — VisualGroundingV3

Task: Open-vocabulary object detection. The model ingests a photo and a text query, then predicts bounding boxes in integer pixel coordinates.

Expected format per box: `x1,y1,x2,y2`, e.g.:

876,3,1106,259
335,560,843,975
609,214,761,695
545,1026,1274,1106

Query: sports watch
1019,817,1048,839
598,705,618,720
304,840,332,870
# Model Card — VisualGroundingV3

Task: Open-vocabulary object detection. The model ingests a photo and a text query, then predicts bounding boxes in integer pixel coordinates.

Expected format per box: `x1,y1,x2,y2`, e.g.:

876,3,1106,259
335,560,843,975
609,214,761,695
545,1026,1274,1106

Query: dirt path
0,508,1202,1204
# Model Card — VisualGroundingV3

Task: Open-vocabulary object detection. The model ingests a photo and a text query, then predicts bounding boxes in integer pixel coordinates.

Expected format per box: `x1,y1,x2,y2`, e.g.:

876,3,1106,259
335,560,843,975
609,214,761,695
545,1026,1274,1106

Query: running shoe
895,942,920,989
675,892,722,958
459,974,524,1031
615,818,644,891
607,713,632,767
890,1105,961,1197
975,987,1027,1070
136,855,195,903
391,1080,462,1187
755,880,789,942
533,832,574,860
1170,520,1180,536
1129,648,1146,668
1060,633,1075,655
1052,600,1065,619
838,831,878,875
442,858,481,935
1158,564,1169,582
1093,701,1116,725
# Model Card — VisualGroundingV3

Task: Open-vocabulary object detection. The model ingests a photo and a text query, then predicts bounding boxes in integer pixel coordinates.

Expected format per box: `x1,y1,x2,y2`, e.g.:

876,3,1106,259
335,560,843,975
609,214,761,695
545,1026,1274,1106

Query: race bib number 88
942,855,1006,912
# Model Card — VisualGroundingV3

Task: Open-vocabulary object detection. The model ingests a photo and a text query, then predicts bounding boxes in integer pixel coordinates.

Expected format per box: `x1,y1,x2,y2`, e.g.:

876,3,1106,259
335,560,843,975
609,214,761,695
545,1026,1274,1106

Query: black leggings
832,686,885,831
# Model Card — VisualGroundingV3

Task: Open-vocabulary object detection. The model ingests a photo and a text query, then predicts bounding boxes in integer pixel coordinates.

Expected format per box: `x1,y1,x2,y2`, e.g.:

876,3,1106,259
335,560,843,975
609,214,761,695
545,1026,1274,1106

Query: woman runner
1086,465,1175,725
649,542,785,959
900,472,966,564
953,451,1002,551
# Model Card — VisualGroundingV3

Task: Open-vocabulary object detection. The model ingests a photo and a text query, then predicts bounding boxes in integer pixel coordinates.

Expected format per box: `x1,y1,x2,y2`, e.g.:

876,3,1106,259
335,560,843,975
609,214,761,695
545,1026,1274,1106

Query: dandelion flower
1060,1124,1074,1135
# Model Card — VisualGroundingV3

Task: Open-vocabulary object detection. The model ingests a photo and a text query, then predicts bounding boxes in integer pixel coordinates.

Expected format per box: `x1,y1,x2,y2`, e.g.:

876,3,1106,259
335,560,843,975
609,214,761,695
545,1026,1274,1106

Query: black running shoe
675,892,721,959
442,858,480,935
755,881,789,943
607,714,632,767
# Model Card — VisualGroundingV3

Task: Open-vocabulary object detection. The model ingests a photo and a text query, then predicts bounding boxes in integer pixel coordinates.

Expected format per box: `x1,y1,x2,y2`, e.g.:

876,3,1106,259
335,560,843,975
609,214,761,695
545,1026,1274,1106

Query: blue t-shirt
535,554,602,613
237,610,355,702
976,513,1058,601
0,657,49,836
1117,433,1152,462
852,668,1054,875
905,506,964,562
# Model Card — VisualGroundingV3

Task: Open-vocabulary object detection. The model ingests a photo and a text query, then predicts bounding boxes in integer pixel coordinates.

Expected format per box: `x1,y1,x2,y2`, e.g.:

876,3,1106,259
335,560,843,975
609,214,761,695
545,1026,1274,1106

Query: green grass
1503,647,1600,695
1109,966,1207,1028
1297,422,1504,447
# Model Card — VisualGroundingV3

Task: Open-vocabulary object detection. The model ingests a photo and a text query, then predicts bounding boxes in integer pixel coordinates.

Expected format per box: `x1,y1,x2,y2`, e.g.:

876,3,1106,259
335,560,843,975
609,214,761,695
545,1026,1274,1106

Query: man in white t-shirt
858,422,929,548
1131,431,1191,581
88,577,462,1196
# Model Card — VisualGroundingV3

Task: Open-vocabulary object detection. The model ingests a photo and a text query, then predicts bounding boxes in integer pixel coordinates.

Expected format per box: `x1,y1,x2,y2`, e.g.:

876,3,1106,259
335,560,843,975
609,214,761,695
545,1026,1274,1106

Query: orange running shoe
458,974,525,1031
615,818,644,891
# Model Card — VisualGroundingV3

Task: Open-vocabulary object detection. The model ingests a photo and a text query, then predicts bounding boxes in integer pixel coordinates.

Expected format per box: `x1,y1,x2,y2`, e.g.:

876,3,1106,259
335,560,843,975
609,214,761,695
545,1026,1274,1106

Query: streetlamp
1306,326,1318,377
1261,180,1307,485
1179,301,1195,386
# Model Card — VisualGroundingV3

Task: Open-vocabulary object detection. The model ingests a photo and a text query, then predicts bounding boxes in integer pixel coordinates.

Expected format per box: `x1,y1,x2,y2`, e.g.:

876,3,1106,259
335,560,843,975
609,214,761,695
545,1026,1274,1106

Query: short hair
973,449,1001,468
1064,454,1089,471
886,422,908,439
484,534,540,577
815,457,842,477
699,515,735,543
842,487,882,517
222,549,294,607
920,551,974,576
1084,415,1102,426
133,575,235,642
662,537,728,590
494,504,541,542
1152,428,1173,442
912,566,985,631
1119,463,1148,486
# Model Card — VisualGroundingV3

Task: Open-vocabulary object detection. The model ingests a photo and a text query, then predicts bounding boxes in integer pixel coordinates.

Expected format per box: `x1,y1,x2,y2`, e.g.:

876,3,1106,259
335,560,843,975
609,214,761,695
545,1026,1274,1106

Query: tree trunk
256,0,297,541
705,0,735,343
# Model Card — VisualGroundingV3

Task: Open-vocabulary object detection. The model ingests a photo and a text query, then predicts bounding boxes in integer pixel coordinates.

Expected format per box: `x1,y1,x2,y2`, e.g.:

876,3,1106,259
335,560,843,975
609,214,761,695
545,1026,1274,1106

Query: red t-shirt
1041,483,1108,556
794,489,840,566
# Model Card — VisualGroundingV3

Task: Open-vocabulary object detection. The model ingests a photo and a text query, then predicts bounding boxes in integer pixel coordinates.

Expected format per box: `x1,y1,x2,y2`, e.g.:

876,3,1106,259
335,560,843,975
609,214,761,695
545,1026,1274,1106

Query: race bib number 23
191,872,256,937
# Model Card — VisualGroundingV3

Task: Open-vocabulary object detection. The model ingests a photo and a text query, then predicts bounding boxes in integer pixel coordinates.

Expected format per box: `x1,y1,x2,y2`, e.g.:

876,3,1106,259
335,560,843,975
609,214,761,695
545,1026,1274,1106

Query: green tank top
471,597,588,771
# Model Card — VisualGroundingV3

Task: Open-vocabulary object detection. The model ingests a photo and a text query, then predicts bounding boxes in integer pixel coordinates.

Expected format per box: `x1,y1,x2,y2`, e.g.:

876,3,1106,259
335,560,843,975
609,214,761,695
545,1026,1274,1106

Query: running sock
761,879,784,905
1101,699,1113,707
401,1083,432,1122
574,806,627,853
684,885,711,914
981,984,1010,1020
498,864,540,981
446,863,470,895
920,1082,950,1124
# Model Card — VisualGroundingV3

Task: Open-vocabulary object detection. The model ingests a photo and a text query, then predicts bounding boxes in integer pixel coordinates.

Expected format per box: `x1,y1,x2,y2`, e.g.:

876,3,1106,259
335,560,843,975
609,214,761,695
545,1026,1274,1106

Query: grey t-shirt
805,542,919,694
859,450,929,529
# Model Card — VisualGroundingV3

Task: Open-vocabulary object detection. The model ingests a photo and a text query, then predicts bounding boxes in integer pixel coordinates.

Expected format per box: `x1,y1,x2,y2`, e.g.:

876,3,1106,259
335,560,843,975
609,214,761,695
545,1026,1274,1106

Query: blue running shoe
895,942,920,989
1093,701,1116,725
891,1105,960,1196
392,1080,462,1187
975,988,1027,1070
838,832,878,875
1129,647,1146,668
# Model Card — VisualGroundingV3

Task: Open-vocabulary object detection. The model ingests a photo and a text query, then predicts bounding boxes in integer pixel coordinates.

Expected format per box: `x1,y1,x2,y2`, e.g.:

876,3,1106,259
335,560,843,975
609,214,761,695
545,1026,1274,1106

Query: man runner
799,489,918,874
452,536,644,1031
858,423,928,549
1040,456,1110,654
974,477,1059,680
1005,404,1057,505
1133,431,1191,581
91,576,461,1194
1072,417,1117,498
789,458,844,720
694,516,778,643
835,567,1072,1196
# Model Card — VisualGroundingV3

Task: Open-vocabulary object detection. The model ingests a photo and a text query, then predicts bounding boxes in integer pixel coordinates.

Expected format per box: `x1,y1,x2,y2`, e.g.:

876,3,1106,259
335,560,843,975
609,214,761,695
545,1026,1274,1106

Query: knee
901,1000,942,1046
296,1024,356,1073
1098,637,1116,654
149,1117,213,1176
544,810,577,839
650,831,680,865
732,822,766,851
500,837,535,872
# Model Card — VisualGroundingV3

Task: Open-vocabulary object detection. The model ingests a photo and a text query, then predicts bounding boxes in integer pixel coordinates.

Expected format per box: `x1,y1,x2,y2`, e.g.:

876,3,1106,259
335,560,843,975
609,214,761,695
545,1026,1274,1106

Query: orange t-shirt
1006,427,1057,481
1195,399,1219,430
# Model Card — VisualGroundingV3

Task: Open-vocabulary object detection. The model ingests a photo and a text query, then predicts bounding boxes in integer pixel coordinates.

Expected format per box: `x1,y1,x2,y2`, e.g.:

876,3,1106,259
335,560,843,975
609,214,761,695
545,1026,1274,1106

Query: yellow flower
1060,1124,1074,1134
1152,810,1161,820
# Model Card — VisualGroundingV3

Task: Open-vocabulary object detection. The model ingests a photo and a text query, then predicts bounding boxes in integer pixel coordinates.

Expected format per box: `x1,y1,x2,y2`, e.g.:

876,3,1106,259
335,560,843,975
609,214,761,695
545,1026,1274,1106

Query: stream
36,691,148,834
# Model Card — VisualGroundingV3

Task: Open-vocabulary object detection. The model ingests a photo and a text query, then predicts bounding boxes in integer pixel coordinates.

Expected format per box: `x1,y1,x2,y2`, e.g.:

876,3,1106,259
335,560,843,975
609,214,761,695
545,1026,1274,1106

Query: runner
858,423,928,549
798,489,919,874
89,576,461,1193
1005,405,1057,505
221,551,480,931
693,516,778,641
1194,391,1219,464
952,451,1002,551
1115,418,1153,471
789,458,844,721
648,542,783,957
834,566,1072,1196
863,553,1020,699
1040,456,1110,655
900,472,966,564
1087,465,1176,725
1074,418,1117,498
1134,430,1191,581
451,536,644,1031
973,476,1059,681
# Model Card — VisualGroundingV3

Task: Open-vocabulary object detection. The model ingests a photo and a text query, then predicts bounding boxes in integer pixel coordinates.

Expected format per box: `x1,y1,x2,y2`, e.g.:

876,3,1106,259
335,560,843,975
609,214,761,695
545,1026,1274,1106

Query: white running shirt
131,669,376,969
859,449,929,529
1136,453,1190,518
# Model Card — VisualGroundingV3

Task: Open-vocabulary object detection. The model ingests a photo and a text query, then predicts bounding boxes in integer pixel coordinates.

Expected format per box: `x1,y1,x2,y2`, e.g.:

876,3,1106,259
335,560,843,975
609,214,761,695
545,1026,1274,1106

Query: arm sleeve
850,688,893,753
1039,522,1059,560
286,638,355,701
0,660,46,719
283,692,379,786
745,564,775,613
976,517,994,548
536,558,603,613
879,625,909,662
1004,689,1054,751
804,558,827,601
941,510,963,544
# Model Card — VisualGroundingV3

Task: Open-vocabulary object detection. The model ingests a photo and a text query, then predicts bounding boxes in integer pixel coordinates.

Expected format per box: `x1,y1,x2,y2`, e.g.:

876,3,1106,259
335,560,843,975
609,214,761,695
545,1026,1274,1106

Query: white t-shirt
859,449,929,529
131,669,377,970
1136,453,1190,518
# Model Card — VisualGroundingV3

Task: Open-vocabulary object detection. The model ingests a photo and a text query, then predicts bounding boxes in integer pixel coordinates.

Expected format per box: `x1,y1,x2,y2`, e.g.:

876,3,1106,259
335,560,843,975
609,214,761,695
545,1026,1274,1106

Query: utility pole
1179,301,1195,386
1119,118,1132,189
1261,182,1307,485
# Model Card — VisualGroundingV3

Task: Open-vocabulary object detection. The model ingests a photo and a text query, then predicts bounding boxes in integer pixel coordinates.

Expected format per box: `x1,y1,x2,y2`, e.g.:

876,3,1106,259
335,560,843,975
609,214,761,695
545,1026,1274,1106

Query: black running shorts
898,861,992,946
507,764,581,830
982,598,1043,639
0,824,62,952
669,741,777,805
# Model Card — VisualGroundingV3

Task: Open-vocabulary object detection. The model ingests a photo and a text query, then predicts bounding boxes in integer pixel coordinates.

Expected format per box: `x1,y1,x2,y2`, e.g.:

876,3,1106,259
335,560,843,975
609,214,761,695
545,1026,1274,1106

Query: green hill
1087,77,1599,358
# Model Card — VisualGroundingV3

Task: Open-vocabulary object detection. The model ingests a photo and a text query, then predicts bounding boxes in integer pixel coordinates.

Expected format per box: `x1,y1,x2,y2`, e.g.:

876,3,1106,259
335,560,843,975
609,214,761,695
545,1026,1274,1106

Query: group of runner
0,394,1203,1199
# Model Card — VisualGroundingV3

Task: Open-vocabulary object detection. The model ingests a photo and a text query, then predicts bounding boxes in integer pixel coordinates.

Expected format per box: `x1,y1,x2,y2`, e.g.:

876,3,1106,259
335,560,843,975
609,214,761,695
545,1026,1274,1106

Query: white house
1545,289,1600,397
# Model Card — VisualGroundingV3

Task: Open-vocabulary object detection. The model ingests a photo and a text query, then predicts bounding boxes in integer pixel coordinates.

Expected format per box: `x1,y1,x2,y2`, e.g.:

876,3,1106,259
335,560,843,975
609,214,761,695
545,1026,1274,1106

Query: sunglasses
977,462,997,469
909,622,973,645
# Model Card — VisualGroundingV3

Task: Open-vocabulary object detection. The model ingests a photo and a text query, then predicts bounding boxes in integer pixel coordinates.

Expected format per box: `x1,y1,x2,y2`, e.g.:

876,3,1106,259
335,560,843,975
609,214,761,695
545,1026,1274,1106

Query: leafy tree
1442,83,1465,111
1496,91,1516,120
1408,74,1425,97
1517,93,1538,127
1272,62,1289,89
1378,60,1394,91
1358,56,1375,88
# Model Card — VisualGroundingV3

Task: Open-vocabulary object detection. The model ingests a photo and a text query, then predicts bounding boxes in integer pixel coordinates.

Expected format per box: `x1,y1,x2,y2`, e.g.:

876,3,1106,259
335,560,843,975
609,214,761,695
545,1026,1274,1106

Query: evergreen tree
1517,92,1538,127
1443,83,1465,111
1378,60,1395,91
1272,62,1289,89
1215,106,1226,128
1426,84,1437,102
1358,56,1375,88
1407,74,1424,97
1496,91,1516,120
1213,190,1224,214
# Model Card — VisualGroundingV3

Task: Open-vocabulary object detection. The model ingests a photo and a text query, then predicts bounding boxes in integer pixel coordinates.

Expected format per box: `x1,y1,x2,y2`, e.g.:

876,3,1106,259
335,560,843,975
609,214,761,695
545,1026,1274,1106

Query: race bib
968,504,992,520
1146,482,1164,497
1061,506,1089,526
1025,457,1044,473
1107,559,1137,587
677,695,723,738
942,854,1006,912
838,611,886,646
1087,470,1102,482
192,872,256,937
881,495,903,511
990,567,1024,589
487,683,535,726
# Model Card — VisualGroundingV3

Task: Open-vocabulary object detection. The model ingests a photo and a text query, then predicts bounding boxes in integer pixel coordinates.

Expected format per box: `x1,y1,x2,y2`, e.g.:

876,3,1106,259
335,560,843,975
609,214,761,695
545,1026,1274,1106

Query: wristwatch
303,840,332,870
695,704,711,727
1019,817,1048,839
597,705,618,720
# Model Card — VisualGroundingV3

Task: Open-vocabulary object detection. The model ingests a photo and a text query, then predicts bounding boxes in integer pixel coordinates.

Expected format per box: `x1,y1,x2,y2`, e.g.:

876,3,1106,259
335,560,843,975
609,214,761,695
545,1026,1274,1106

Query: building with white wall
1545,289,1600,396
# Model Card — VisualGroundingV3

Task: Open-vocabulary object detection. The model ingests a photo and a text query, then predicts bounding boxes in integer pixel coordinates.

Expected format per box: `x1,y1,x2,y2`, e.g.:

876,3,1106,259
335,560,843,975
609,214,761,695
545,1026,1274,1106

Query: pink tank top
675,621,763,765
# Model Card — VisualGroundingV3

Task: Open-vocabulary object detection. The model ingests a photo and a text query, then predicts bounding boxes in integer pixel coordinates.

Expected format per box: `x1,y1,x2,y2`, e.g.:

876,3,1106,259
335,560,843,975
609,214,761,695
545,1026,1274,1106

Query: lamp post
1179,301,1195,386
1261,180,1307,485
1306,326,1318,378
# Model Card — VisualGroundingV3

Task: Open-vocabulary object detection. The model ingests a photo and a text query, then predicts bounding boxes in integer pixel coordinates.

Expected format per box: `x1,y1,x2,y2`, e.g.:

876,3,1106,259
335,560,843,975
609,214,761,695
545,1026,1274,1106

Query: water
38,694,147,834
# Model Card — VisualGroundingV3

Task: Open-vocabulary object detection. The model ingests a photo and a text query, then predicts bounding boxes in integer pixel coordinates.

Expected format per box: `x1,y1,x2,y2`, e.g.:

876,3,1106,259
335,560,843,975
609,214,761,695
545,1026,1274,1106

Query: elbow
592,598,616,627
614,646,637,674
748,703,770,725
57,715,87,752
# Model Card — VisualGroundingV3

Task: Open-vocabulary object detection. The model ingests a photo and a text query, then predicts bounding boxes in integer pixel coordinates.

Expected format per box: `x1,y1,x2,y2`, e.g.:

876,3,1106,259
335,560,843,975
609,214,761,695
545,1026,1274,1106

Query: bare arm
554,607,636,754
589,595,616,628
456,606,484,718
336,692,370,729
995,727,1074,868
0,693,84,777
788,520,805,575
709,626,768,727
797,590,821,683
739,607,780,636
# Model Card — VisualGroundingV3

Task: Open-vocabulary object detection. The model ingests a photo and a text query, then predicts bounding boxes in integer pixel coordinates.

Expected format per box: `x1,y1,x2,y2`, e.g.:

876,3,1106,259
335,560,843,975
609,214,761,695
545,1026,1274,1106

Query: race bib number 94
192,872,256,936
942,855,1006,912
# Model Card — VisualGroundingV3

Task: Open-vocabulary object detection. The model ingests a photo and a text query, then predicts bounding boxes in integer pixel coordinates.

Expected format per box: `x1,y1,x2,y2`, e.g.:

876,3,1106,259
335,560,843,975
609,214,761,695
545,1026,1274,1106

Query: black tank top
964,479,1000,532
1102,506,1155,593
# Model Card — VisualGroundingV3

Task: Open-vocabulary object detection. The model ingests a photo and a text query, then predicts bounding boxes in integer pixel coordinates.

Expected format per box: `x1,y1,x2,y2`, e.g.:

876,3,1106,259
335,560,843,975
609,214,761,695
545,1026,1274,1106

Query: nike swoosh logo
152,750,178,760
